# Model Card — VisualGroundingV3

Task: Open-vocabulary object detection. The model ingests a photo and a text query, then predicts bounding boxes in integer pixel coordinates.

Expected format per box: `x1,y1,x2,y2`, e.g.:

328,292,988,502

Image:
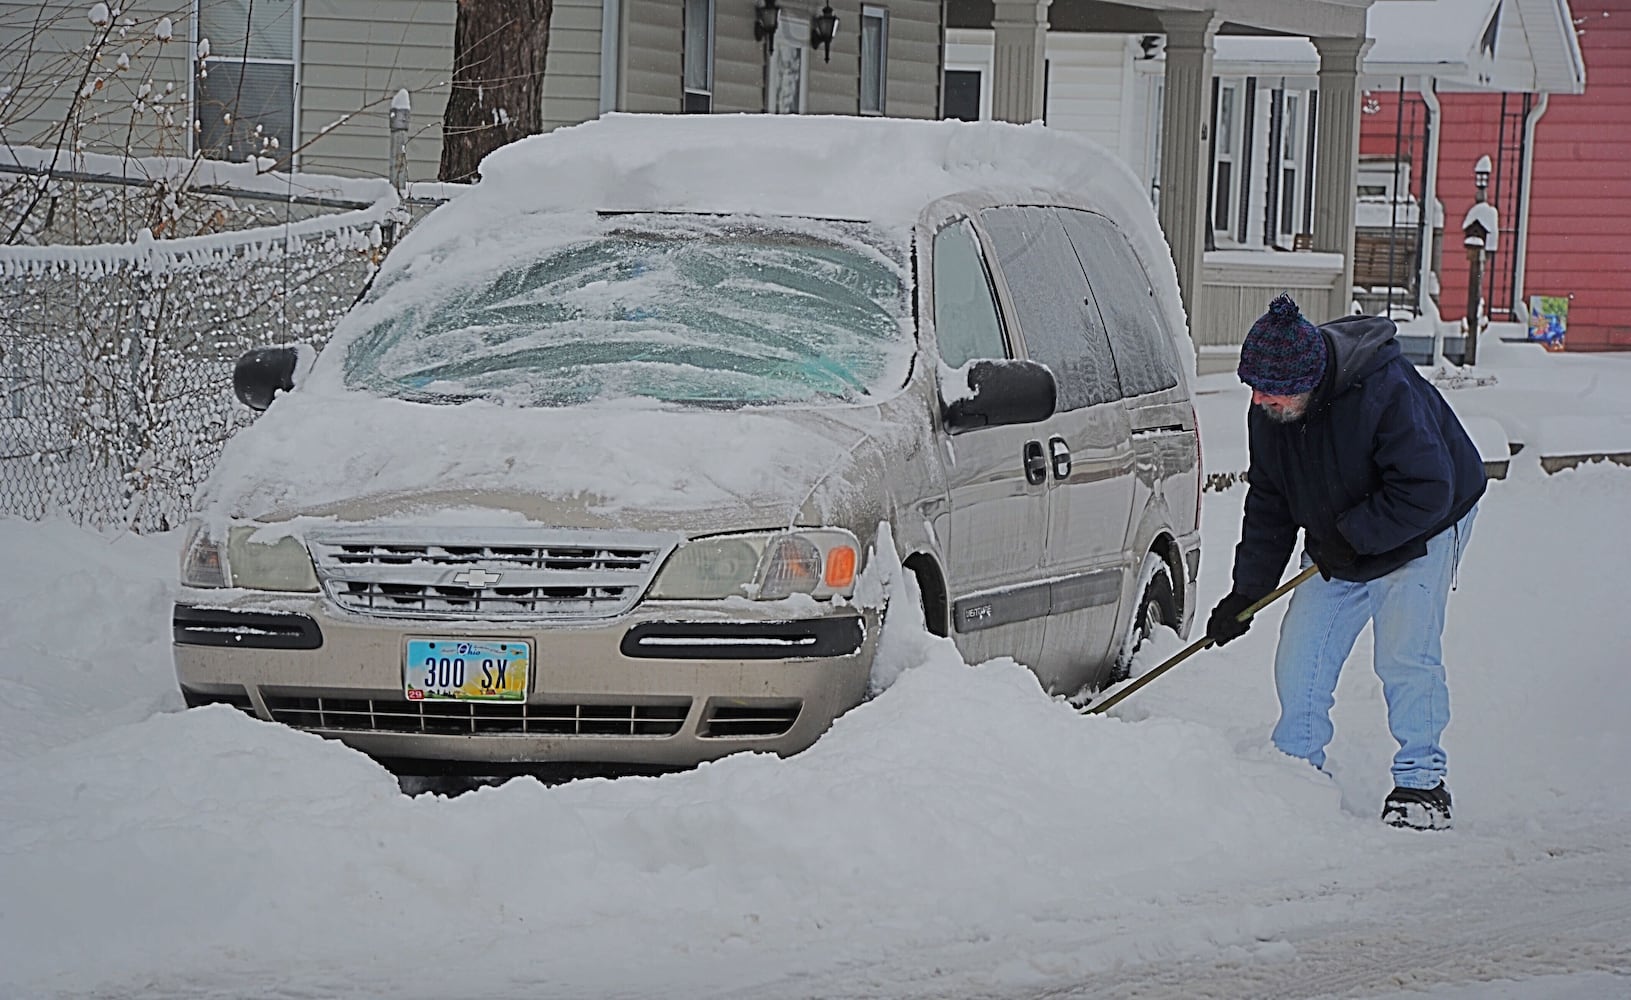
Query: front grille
700,702,801,739
308,528,679,621
262,694,690,737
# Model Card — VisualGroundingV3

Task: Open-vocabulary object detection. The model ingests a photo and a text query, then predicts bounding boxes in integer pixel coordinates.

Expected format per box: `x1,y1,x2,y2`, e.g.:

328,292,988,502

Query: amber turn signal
824,545,857,589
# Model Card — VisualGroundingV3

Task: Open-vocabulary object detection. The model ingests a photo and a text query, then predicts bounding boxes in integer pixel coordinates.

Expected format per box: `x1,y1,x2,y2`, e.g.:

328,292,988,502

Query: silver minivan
174,116,1201,772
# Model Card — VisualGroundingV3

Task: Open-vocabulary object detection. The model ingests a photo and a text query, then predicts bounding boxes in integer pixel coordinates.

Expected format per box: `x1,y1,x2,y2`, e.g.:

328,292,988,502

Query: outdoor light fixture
811,4,839,62
755,0,781,51
1473,154,1492,193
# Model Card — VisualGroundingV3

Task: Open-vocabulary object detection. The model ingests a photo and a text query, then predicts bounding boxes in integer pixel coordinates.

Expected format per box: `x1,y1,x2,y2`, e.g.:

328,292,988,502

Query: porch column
1157,10,1220,325
1311,36,1371,313
1418,81,1443,332
991,0,1050,123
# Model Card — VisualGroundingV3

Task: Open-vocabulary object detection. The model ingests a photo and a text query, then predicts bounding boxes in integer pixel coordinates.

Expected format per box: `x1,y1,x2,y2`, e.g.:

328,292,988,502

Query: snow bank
0,518,180,760
5,460,1631,996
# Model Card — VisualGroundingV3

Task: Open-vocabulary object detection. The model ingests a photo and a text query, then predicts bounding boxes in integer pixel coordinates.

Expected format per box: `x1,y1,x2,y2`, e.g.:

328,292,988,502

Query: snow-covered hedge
0,8,443,530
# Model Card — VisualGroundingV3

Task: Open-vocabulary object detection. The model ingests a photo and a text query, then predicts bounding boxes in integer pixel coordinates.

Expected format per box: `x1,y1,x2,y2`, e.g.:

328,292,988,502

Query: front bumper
173,597,876,768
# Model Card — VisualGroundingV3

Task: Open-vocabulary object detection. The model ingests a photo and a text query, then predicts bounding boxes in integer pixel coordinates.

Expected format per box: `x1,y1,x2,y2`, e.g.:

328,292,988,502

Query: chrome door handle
1048,436,1071,480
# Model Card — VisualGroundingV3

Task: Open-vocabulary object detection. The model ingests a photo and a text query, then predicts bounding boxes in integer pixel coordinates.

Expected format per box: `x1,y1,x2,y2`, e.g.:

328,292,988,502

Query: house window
195,0,298,161
1277,90,1312,243
683,0,714,114
1211,80,1241,240
942,68,981,121
860,6,888,115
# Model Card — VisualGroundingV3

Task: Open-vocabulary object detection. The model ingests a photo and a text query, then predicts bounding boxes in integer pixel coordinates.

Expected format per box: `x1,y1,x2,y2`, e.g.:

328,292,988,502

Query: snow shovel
1082,564,1321,716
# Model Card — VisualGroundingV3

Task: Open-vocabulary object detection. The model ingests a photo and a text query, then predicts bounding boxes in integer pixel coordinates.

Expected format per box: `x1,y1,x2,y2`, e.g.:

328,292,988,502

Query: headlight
227,527,319,592
648,529,860,601
178,522,319,592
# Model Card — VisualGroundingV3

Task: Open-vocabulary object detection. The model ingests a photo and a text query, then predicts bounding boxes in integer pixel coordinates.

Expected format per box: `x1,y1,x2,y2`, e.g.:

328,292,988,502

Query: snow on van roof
402,113,1189,348
472,113,1137,222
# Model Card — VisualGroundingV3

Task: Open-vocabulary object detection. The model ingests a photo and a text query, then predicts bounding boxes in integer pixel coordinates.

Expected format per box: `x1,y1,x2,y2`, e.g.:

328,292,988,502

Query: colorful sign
1527,295,1568,352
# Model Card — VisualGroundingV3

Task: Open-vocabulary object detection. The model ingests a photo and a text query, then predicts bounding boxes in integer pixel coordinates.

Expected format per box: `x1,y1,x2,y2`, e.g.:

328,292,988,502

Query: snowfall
4,118,1630,998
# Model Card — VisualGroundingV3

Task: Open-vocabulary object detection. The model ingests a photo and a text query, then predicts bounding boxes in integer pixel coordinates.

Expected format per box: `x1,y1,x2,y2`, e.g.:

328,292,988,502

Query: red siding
1359,1,1631,351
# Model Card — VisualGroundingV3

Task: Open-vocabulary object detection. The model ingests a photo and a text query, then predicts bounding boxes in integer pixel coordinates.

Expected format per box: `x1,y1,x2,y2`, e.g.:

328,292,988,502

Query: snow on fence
0,158,430,532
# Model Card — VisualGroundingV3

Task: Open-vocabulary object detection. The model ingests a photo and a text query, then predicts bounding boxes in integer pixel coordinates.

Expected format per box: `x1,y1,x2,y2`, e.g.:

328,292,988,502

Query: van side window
931,220,1009,368
978,207,1120,410
1057,209,1182,397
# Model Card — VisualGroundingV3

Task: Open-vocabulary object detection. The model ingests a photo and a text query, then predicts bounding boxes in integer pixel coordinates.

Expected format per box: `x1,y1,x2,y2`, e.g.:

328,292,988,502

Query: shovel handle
1082,563,1321,716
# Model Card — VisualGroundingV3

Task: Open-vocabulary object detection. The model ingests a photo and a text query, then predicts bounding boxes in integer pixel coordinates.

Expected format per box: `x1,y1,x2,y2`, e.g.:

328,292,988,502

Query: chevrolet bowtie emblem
451,568,504,587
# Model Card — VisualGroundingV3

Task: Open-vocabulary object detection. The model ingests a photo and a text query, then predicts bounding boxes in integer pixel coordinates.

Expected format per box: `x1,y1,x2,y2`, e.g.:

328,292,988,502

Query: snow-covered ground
4,343,1631,999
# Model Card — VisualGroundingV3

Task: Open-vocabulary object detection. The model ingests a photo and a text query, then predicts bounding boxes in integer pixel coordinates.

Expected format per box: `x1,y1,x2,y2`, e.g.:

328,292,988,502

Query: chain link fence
0,164,416,532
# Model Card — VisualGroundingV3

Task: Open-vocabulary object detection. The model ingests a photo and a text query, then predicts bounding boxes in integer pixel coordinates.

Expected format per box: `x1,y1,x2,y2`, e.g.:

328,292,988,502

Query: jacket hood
1318,315,1402,401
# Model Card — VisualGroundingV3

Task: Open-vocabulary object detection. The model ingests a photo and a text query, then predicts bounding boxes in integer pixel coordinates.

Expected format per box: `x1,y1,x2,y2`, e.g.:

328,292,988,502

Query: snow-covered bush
0,6,431,531
0,196,389,531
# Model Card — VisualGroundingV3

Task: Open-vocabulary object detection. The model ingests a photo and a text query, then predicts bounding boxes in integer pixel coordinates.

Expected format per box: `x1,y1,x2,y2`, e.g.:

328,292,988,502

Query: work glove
1205,591,1258,646
1315,530,1358,581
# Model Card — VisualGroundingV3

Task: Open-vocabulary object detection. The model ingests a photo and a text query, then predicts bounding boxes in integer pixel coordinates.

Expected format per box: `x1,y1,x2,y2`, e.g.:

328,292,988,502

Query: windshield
342,215,914,407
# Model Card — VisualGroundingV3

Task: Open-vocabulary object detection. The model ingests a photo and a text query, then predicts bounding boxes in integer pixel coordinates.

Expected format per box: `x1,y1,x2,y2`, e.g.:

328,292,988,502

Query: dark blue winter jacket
1232,315,1487,596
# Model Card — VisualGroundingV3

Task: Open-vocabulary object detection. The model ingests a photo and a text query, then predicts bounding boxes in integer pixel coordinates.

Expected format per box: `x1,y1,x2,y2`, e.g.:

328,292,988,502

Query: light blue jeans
1271,505,1478,789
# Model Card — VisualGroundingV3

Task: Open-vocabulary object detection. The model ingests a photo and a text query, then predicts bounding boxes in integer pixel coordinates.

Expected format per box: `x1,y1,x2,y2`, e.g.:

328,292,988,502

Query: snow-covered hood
198,389,893,535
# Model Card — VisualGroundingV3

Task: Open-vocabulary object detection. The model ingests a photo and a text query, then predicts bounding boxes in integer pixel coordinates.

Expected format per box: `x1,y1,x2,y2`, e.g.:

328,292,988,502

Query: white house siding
542,0,602,131
0,0,195,160
620,0,681,113
1038,33,1134,154
618,0,940,118
942,29,1134,160
871,0,944,119
710,5,766,114
298,0,456,181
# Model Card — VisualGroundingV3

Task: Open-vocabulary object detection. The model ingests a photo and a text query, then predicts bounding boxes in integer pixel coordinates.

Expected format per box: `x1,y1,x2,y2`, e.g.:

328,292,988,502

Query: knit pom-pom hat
1237,293,1328,395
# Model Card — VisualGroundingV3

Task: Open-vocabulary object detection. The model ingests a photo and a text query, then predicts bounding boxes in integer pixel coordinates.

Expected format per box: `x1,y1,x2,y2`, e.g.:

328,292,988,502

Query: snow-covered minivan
174,115,1201,773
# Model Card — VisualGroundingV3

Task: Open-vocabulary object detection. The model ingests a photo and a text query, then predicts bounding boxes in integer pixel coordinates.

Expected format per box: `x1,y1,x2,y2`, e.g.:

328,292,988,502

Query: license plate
404,639,530,702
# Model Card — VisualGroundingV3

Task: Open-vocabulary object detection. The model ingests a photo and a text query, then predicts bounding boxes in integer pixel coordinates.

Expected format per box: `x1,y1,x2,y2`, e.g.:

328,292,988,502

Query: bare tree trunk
439,0,553,183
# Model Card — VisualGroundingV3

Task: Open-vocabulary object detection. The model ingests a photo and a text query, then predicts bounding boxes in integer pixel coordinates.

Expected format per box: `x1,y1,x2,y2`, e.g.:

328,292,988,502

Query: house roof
1212,0,1586,94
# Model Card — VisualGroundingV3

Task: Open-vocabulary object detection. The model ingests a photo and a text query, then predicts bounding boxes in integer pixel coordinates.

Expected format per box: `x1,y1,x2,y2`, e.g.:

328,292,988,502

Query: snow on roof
428,112,1160,230
398,111,1189,342
1213,0,1585,94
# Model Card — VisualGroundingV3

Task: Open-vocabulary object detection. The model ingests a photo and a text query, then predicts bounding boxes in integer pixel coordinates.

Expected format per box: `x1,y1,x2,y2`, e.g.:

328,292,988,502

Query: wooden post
1464,234,1484,366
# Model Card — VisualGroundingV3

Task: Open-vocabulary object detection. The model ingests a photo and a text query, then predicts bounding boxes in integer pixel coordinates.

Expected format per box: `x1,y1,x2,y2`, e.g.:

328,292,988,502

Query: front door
930,217,1050,670
768,14,809,114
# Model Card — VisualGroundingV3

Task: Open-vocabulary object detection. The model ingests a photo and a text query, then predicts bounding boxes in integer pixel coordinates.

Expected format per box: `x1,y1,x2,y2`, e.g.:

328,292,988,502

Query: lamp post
1461,155,1495,366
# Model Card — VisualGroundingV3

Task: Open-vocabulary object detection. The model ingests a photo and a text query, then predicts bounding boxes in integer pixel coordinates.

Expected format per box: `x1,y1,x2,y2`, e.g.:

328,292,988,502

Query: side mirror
233,347,299,411
943,359,1057,432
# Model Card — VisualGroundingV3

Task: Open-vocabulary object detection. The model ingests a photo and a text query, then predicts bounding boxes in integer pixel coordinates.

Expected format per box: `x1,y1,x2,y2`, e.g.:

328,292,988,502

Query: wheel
1108,553,1177,685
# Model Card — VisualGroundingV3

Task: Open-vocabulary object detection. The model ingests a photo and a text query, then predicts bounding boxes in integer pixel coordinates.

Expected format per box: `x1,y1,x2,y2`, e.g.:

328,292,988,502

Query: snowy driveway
3,446,1631,998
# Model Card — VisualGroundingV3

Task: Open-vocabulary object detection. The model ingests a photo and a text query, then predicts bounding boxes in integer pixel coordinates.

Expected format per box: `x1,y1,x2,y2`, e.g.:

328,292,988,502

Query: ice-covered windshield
342,215,914,407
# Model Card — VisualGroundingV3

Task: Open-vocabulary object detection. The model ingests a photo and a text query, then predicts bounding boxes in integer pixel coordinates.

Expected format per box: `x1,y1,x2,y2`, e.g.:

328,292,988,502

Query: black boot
1382,782,1452,830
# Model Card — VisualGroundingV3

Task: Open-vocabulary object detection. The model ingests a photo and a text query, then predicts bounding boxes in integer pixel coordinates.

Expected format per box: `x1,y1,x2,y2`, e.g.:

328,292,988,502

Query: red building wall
1359,2,1631,351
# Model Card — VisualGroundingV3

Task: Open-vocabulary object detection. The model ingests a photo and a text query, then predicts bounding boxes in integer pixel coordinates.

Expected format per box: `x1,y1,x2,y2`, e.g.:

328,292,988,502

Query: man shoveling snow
1206,295,1486,831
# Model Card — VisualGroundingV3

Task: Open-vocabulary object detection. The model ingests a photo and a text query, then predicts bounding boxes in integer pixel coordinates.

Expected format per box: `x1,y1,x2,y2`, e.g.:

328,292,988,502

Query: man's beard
1258,395,1311,423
